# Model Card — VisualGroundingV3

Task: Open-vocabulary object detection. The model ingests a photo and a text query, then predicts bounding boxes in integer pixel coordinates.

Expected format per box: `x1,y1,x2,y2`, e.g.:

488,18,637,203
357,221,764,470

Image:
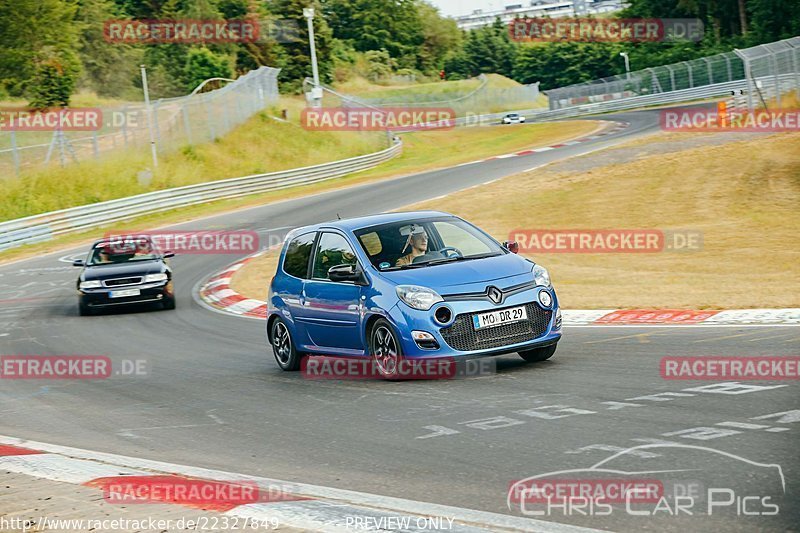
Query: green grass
0,118,600,265
0,100,385,222
355,120,600,181
336,74,525,100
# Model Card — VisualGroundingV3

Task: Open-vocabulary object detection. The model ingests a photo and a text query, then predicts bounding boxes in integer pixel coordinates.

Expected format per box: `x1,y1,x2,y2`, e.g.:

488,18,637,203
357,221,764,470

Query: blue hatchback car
267,211,561,378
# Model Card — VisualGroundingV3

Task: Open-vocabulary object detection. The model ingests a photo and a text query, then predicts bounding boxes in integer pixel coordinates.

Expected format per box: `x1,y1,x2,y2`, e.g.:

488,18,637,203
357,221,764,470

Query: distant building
454,0,627,31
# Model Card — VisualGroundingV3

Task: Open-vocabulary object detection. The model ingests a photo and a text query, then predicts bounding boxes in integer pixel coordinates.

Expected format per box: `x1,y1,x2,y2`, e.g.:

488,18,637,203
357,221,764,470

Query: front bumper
78,281,173,308
387,286,561,358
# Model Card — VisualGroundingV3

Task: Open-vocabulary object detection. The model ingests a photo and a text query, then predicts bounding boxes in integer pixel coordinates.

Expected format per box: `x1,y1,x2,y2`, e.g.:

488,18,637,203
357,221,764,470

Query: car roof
289,210,456,236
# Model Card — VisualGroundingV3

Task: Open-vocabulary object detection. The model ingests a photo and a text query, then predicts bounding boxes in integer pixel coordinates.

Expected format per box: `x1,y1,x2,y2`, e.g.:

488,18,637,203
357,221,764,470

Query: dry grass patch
231,251,281,301
407,132,800,309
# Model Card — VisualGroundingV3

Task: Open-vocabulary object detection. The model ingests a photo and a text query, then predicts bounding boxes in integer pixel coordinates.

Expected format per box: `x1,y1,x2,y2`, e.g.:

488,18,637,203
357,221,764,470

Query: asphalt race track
1,108,797,531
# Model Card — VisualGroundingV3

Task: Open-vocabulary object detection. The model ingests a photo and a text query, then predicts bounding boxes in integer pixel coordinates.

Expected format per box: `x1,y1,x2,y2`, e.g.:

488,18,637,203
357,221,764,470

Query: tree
268,0,334,92
323,0,424,68
76,0,142,98
0,0,81,101
182,47,233,90
29,48,81,108
416,1,461,74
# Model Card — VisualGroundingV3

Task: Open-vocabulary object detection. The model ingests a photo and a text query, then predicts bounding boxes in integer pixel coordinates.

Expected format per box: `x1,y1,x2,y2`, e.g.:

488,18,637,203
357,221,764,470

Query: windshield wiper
379,252,503,271
434,252,503,263
408,252,504,268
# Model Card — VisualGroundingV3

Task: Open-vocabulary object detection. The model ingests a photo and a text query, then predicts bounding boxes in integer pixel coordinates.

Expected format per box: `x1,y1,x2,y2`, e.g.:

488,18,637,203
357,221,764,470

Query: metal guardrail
0,141,402,251
531,79,749,121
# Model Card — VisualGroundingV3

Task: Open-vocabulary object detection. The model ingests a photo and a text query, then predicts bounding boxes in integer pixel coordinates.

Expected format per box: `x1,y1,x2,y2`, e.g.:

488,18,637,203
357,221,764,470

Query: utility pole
303,8,322,107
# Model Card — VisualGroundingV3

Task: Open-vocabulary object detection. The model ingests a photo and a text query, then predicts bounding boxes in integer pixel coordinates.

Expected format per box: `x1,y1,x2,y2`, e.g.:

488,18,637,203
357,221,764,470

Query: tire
162,295,176,310
369,318,404,379
271,318,301,371
518,344,557,363
78,301,93,316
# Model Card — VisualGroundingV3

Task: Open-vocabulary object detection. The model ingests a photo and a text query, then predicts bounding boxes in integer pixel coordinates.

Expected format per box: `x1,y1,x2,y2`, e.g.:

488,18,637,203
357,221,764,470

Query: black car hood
81,260,165,281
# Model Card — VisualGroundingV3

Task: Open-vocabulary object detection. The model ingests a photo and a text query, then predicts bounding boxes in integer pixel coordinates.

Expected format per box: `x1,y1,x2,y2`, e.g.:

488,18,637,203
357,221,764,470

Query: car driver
396,226,429,266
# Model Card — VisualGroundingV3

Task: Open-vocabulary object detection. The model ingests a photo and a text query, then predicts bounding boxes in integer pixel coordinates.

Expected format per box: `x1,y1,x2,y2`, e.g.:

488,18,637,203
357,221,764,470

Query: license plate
473,306,527,330
109,288,140,298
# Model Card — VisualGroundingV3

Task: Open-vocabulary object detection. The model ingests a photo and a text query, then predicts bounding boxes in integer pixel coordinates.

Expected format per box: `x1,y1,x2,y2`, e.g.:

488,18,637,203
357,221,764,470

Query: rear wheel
370,319,403,379
271,318,301,371
518,344,557,363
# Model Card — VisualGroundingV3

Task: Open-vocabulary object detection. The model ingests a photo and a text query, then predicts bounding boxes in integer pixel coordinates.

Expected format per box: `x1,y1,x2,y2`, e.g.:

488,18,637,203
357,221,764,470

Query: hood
378,253,533,293
82,260,165,281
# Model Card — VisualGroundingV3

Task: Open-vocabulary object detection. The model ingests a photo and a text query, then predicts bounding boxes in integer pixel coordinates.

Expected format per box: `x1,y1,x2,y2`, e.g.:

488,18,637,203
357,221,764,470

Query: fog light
555,308,562,329
412,330,439,350
433,306,452,325
538,290,552,308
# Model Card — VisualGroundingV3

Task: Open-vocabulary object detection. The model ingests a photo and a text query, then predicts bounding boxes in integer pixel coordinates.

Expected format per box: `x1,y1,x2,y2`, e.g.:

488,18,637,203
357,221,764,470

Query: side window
282,232,316,279
312,233,358,280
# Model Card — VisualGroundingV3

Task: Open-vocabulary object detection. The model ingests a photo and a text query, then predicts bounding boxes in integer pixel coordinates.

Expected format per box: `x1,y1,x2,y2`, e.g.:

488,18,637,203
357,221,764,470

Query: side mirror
328,263,363,284
503,241,520,254
72,259,85,267
162,251,175,259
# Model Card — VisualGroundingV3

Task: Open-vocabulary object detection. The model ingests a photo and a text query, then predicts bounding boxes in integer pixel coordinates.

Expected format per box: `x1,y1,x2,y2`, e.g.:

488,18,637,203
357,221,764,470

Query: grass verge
0,120,600,271
1,101,385,221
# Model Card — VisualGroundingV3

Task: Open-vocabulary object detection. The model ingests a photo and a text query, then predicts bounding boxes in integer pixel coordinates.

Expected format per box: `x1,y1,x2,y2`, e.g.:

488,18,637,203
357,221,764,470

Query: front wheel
78,301,93,316
519,344,557,363
162,295,176,310
271,318,301,371
370,319,404,379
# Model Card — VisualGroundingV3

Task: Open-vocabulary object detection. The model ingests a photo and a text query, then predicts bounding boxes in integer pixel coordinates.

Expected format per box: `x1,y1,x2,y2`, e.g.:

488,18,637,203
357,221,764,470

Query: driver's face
411,231,428,252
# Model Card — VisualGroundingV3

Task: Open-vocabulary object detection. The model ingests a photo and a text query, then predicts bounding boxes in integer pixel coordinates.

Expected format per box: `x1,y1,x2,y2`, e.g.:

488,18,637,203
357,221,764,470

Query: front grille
103,277,143,287
440,303,552,352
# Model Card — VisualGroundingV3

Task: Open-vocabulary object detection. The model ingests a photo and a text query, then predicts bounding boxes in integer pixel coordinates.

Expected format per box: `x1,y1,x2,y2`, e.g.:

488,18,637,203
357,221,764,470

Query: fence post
734,49,754,110
724,54,733,81
683,61,694,88
666,65,676,92
647,67,662,93
92,130,99,158
770,53,781,108
703,57,713,85
153,99,162,150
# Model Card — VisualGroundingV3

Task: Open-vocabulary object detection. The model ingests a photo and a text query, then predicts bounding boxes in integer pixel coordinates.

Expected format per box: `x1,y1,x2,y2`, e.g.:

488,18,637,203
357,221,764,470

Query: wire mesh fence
336,74,544,115
546,36,799,111
735,36,800,110
0,66,280,176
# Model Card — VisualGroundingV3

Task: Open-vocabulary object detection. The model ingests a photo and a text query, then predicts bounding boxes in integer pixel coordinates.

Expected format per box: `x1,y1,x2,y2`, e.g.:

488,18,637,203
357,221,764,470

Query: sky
429,0,507,17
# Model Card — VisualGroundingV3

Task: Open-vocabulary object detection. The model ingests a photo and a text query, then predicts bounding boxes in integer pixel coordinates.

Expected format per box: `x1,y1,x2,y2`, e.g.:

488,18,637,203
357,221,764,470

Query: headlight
533,264,551,287
396,285,443,311
79,280,102,289
144,273,168,283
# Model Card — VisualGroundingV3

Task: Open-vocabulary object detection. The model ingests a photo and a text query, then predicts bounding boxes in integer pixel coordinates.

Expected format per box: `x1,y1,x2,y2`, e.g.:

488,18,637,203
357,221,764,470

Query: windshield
88,239,160,265
354,217,505,270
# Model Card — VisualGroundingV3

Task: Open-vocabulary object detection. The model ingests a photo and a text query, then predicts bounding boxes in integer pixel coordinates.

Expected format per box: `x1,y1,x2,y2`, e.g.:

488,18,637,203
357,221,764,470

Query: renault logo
487,286,503,304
